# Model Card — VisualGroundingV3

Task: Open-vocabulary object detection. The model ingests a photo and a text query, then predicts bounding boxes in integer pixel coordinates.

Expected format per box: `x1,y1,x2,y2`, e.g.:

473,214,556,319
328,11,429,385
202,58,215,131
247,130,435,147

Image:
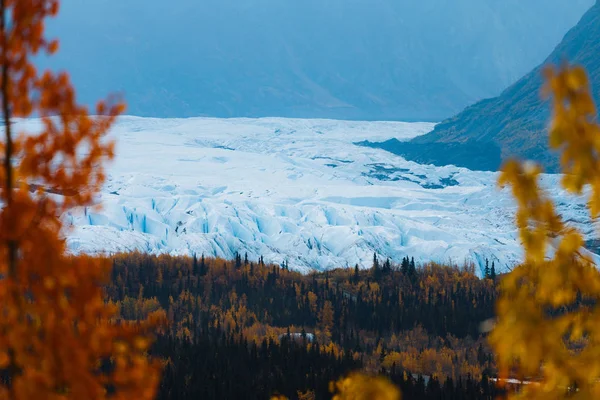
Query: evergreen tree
401,256,410,275
372,252,381,280
107,251,501,399
484,259,490,279
354,264,360,284
477,343,486,365
200,253,207,276
490,261,496,280
383,258,392,274
415,375,426,395
409,257,416,276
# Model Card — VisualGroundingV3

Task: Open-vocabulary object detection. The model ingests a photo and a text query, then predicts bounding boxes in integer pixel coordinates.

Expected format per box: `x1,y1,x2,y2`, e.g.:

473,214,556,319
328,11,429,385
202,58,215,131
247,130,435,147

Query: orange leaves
6,0,59,55
492,63,600,397
318,300,334,333
0,0,160,399
307,291,317,314
46,40,58,54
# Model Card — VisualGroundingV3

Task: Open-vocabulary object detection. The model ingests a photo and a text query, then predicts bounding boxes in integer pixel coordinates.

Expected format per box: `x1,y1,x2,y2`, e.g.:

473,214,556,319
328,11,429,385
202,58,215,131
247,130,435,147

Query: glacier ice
15,116,597,276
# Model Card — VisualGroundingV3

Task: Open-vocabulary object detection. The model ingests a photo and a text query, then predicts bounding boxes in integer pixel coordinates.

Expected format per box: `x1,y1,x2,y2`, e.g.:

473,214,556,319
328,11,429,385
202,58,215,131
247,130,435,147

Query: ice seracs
14,116,593,275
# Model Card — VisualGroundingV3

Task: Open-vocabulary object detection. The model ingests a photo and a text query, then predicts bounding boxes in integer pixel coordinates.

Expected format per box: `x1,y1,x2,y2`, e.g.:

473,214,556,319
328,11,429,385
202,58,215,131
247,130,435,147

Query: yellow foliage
307,291,318,314
382,351,404,370
297,389,316,400
491,63,600,398
329,372,401,400
319,300,335,334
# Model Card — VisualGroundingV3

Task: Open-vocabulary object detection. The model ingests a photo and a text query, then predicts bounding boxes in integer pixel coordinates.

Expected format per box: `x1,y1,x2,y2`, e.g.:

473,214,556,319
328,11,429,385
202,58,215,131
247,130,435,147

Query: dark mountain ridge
385,0,600,172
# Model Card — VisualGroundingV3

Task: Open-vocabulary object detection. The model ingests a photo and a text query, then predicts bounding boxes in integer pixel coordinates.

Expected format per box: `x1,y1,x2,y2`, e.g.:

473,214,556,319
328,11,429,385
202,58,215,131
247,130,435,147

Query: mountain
38,0,592,121
15,116,595,275
387,0,600,172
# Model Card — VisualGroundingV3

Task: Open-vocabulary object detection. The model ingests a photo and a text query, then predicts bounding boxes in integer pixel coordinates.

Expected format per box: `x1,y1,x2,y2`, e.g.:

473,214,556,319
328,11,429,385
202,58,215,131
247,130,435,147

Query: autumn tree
491,64,600,397
318,300,334,335
329,373,401,400
0,0,162,398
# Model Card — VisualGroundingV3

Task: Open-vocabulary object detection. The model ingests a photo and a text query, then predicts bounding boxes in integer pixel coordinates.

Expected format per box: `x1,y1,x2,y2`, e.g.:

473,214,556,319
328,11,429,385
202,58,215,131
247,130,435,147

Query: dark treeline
106,252,503,399
154,328,358,400
153,330,503,400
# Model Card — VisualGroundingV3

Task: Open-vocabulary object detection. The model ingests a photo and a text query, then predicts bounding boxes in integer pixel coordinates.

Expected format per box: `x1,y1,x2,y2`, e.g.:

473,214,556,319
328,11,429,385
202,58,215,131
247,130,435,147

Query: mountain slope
394,0,600,172
38,0,592,121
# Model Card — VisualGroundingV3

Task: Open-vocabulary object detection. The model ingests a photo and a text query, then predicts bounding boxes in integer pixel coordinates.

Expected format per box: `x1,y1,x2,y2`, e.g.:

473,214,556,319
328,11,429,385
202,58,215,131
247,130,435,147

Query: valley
12,116,592,275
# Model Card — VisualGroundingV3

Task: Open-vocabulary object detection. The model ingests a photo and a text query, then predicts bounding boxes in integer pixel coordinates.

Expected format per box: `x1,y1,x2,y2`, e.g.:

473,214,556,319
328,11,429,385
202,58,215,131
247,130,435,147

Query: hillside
389,0,600,172
38,0,592,121
108,252,501,399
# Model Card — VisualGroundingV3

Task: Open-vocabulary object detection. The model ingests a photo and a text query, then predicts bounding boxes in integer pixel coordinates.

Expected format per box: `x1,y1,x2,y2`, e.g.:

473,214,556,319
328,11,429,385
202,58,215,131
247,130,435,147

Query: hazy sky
41,0,594,120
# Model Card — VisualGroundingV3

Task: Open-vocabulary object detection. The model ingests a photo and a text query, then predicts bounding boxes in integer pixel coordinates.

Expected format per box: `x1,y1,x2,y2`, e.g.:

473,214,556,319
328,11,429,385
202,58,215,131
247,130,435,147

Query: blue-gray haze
41,0,593,120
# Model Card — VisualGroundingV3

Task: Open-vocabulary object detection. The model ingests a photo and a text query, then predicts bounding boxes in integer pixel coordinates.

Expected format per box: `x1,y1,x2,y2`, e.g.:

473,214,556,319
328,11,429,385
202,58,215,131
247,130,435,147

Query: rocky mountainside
39,0,592,121
393,0,600,172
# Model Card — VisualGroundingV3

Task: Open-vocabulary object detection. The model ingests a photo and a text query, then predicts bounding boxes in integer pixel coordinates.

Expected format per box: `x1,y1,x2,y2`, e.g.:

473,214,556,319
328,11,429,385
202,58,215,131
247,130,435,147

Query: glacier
14,117,597,275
